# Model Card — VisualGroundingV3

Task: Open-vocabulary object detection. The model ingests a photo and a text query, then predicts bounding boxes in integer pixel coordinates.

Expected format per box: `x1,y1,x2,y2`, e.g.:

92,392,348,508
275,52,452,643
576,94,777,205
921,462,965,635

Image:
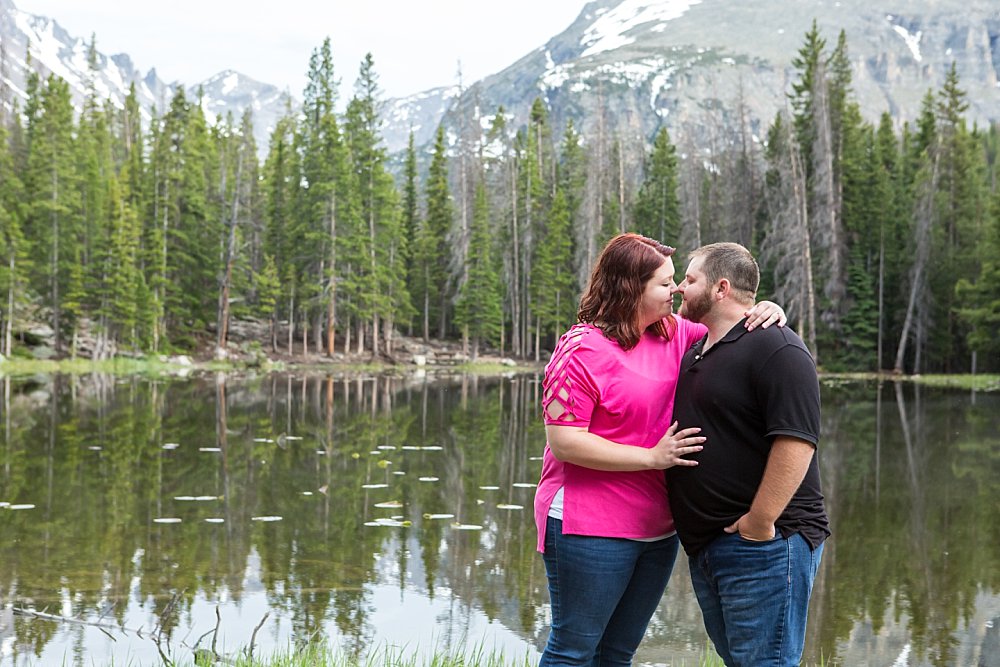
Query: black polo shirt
666,319,830,557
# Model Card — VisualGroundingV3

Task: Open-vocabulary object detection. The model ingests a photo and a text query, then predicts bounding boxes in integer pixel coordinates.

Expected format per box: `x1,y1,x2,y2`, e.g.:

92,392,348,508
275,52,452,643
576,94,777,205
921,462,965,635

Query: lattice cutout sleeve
542,326,598,426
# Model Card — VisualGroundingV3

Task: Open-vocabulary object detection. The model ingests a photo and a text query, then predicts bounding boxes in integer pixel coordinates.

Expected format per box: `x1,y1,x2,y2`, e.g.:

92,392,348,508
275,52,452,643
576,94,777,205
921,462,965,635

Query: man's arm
724,435,816,541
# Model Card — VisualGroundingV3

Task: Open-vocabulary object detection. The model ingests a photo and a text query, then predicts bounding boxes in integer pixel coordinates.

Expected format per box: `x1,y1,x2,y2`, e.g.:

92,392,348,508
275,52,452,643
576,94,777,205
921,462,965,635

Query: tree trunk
894,155,938,373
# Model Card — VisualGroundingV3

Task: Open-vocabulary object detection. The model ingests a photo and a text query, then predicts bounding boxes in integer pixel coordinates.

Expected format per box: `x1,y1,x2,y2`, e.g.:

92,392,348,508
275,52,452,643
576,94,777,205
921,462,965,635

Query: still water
0,372,997,667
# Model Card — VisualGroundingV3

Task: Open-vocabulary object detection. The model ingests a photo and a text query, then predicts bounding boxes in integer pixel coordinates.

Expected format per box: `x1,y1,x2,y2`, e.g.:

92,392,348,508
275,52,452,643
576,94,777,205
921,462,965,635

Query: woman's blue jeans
688,531,824,667
539,516,679,667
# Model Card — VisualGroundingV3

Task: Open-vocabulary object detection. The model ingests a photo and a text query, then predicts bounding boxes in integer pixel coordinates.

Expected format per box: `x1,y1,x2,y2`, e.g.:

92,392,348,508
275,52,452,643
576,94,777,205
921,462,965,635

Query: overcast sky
15,0,588,99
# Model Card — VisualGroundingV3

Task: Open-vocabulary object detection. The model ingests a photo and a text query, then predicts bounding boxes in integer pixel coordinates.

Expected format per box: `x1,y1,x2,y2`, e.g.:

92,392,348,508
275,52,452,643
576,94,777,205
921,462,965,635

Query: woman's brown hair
577,233,677,350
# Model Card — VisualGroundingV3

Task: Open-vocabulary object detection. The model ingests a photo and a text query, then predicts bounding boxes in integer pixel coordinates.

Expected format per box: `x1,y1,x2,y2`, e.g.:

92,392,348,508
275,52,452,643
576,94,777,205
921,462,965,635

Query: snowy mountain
430,0,1000,155
0,0,290,153
3,0,998,161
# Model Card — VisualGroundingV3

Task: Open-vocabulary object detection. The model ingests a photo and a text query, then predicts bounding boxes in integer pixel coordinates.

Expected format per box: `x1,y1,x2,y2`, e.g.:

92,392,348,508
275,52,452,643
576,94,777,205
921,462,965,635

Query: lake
0,372,997,666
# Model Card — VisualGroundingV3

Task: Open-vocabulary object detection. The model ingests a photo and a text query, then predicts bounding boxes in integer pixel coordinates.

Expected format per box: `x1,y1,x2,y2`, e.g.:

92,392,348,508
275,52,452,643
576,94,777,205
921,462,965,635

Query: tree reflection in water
0,374,997,666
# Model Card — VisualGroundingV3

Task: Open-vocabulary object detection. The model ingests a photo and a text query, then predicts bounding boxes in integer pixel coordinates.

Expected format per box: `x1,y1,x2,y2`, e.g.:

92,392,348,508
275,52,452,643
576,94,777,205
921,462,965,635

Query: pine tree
401,131,419,335
261,102,298,353
299,39,358,356
344,53,409,356
454,182,502,359
530,188,576,349
23,74,80,355
414,124,453,341
215,109,258,353
0,114,30,356
634,127,681,243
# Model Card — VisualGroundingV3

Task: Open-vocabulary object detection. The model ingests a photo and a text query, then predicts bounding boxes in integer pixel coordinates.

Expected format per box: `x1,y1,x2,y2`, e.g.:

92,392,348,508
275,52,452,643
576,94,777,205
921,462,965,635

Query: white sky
13,0,588,99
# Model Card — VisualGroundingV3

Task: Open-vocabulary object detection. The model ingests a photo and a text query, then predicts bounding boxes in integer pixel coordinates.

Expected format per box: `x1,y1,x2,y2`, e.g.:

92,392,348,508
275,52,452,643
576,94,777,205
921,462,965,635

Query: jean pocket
733,530,780,544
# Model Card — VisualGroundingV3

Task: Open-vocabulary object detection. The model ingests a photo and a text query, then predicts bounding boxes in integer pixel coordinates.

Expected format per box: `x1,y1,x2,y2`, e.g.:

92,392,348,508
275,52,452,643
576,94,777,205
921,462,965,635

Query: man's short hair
690,242,759,304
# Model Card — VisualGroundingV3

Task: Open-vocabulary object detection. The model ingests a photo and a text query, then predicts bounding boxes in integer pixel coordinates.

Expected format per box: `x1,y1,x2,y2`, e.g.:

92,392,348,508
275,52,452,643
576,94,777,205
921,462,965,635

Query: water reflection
0,374,997,666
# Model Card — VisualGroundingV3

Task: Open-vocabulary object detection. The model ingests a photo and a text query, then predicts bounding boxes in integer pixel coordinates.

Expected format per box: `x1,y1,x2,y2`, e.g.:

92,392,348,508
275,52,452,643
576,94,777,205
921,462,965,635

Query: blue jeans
688,531,824,667
539,516,679,667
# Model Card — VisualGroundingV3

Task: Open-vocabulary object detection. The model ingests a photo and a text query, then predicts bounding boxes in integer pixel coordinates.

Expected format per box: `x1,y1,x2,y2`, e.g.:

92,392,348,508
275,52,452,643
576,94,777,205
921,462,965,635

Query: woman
534,233,784,667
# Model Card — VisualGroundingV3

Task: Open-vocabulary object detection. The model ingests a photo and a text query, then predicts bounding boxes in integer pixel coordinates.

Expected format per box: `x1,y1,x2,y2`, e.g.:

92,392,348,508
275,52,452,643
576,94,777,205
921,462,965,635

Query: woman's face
638,257,677,328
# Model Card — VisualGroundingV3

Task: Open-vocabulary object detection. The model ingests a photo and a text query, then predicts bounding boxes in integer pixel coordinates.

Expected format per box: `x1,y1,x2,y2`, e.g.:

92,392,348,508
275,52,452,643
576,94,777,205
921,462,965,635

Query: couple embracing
534,234,829,667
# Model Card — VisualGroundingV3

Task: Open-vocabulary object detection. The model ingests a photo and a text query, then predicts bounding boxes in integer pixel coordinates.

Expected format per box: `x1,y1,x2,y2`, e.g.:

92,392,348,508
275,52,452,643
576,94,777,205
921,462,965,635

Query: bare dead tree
894,151,938,373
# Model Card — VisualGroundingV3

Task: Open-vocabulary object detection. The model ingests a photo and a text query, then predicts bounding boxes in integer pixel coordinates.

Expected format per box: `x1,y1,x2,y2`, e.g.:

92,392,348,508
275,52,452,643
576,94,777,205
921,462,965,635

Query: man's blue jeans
688,531,824,667
539,516,679,667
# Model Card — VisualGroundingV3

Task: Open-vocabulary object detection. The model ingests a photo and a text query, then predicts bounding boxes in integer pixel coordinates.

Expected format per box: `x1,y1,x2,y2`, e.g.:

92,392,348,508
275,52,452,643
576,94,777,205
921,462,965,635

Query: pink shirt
534,317,707,552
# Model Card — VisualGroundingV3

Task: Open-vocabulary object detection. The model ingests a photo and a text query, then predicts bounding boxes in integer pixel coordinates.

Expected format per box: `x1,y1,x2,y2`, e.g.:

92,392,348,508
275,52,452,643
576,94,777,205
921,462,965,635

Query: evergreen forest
1,25,998,373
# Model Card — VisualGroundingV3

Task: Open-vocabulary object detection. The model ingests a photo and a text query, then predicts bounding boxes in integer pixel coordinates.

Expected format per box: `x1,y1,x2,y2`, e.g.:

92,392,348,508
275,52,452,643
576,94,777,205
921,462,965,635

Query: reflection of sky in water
2,543,539,666
2,376,999,667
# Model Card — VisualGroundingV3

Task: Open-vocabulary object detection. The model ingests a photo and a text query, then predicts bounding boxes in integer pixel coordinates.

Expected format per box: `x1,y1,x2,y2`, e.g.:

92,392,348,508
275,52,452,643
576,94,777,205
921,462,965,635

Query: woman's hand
647,421,705,470
744,300,786,330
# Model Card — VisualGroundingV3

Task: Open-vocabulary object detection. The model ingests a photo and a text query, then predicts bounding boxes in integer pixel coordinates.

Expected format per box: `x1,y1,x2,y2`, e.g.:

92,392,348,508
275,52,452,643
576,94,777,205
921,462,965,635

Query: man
666,242,829,667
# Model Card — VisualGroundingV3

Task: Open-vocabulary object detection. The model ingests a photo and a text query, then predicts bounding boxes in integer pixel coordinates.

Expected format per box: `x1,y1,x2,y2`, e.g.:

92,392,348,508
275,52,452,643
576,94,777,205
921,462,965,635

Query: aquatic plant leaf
418,476,439,482
153,517,182,523
423,513,455,520
496,504,524,510
251,516,283,522
451,523,484,530
374,501,404,509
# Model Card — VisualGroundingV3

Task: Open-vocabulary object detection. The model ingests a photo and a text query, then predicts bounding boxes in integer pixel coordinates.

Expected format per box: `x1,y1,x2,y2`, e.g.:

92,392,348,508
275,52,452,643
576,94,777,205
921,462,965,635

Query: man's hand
724,513,776,541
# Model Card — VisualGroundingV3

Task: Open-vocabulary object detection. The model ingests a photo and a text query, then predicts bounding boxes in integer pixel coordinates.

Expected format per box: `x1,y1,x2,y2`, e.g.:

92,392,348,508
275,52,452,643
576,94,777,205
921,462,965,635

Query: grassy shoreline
0,356,996,391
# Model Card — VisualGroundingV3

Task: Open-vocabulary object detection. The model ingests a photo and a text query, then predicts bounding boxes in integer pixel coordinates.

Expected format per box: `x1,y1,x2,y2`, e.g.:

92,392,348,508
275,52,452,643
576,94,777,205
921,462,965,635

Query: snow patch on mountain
890,22,923,62
580,0,702,59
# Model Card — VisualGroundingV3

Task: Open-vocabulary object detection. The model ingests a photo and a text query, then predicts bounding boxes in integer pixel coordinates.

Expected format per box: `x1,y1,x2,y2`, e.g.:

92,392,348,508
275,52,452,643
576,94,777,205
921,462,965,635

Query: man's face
677,257,714,323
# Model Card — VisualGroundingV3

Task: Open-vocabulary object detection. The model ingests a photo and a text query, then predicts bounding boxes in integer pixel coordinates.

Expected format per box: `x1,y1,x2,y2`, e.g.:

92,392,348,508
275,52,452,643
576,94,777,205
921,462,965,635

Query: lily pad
8,504,35,510
451,523,484,531
162,443,180,450
364,518,412,528
479,486,500,491
512,483,537,488
423,513,455,520
496,504,524,510
204,518,225,524
251,516,283,522
153,517,182,524
420,446,443,451
418,476,439,482
374,501,404,509
361,483,388,489
199,447,222,453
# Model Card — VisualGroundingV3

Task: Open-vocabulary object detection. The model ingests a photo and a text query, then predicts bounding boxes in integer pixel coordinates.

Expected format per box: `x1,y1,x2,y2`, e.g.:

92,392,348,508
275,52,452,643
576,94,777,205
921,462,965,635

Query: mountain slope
432,0,1000,153
0,0,290,152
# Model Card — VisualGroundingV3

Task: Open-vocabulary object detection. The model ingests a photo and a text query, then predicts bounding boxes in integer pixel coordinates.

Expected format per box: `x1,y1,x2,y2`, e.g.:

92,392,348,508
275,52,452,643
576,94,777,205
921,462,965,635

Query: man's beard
679,291,712,323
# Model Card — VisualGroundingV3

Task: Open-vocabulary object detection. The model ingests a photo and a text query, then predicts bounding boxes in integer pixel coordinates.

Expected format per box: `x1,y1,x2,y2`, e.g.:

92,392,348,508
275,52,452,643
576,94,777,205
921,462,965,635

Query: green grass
820,371,1000,392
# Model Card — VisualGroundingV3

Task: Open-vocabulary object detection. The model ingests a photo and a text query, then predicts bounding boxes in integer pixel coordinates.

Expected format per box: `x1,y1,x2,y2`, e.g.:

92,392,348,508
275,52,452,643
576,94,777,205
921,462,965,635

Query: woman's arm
546,421,705,471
